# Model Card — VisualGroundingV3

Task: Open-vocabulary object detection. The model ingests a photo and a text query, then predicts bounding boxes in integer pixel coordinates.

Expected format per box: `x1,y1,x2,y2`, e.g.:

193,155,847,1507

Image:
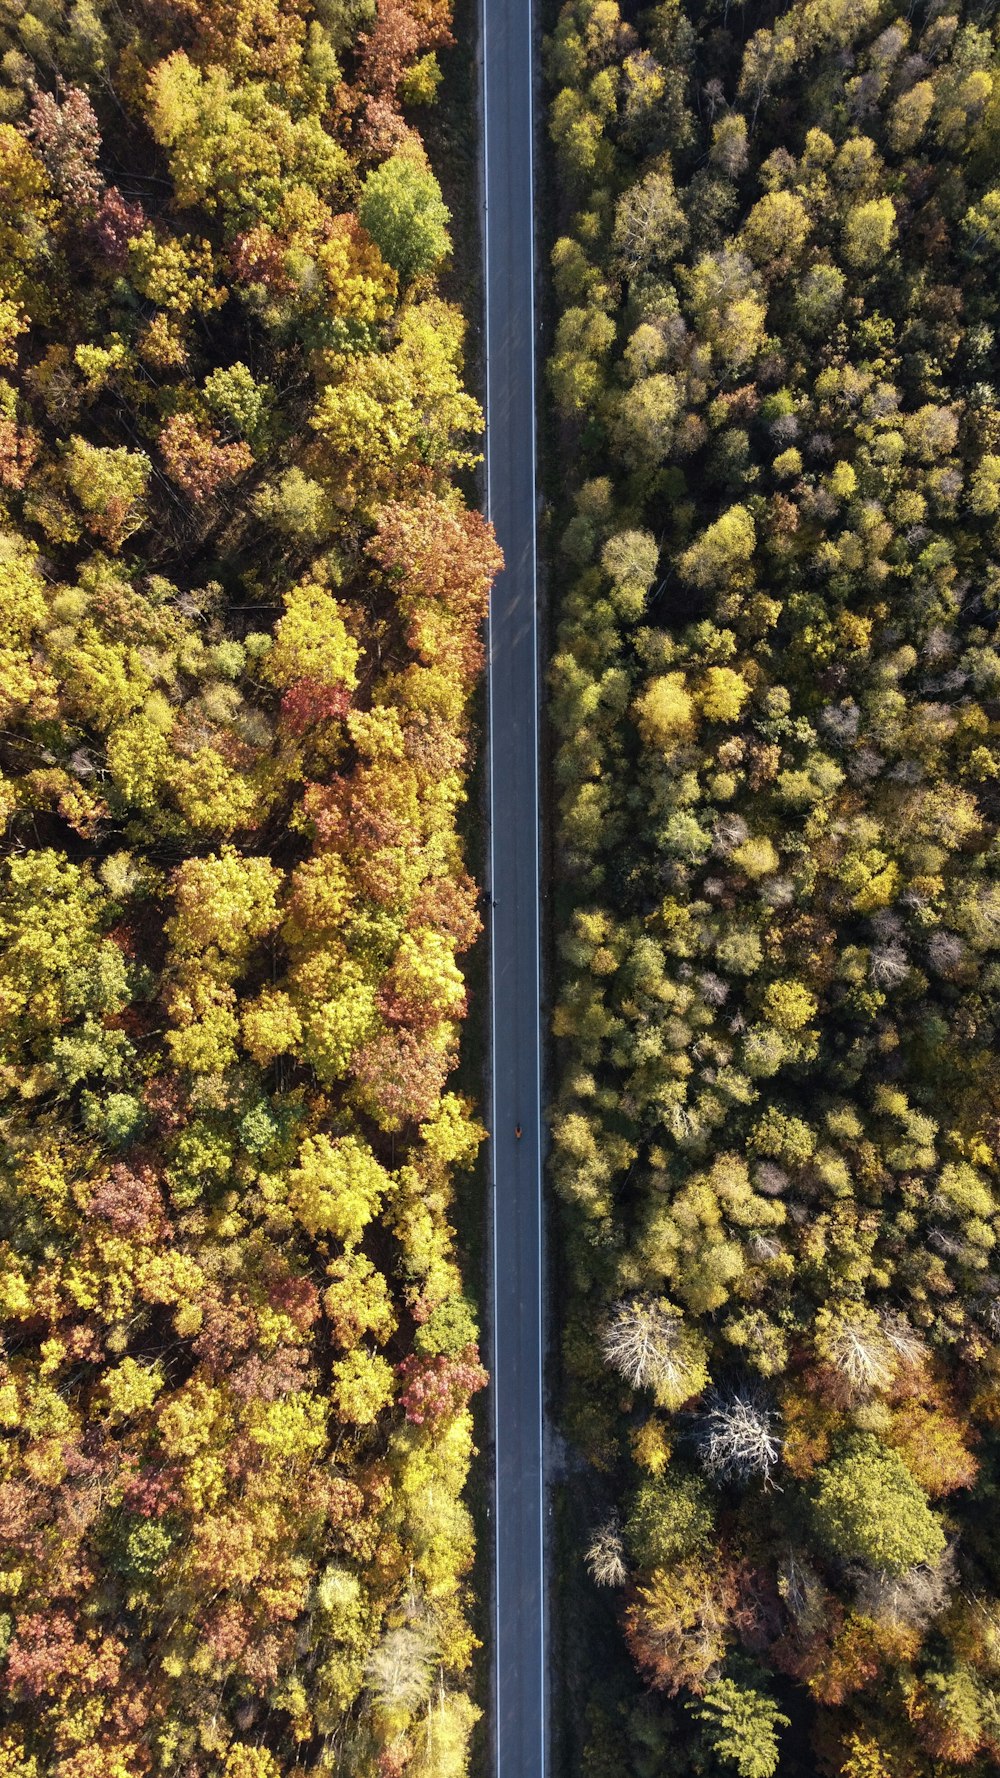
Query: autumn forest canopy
546,0,1000,1772
3,0,1000,1768
0,0,498,1770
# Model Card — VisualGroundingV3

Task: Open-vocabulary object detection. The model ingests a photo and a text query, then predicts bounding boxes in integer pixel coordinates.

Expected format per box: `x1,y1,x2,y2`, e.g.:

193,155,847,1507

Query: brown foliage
159,413,253,501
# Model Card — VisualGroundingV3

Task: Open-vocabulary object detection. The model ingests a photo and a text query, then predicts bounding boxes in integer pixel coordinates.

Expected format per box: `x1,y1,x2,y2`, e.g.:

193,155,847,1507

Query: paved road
480,0,546,1774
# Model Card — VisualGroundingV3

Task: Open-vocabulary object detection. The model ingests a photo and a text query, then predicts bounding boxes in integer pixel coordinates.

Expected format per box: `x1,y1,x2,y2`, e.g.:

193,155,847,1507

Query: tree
549,84,614,189
309,298,482,499
690,1679,790,1778
795,262,845,334
730,835,779,879
252,467,337,544
169,0,310,83
685,251,767,368
607,371,682,468
62,437,150,549
0,123,53,310
396,1345,487,1424
26,86,103,211
548,303,616,416
586,1515,627,1586
265,575,360,710
625,1556,735,1694
906,1665,985,1763
888,81,934,153
355,0,454,105
700,666,750,723
367,493,502,680
0,851,129,1072
359,150,451,283
711,114,748,177
626,1471,714,1569
695,1391,781,1483
842,197,896,268
203,361,272,443
611,163,688,274
601,1298,709,1409
146,52,348,231
740,190,811,267
408,1692,480,1778
331,1348,395,1425
962,188,1000,262
167,849,282,975
811,1438,947,1574
679,505,756,590
634,674,696,748
159,413,253,500
288,1134,392,1243
324,1251,397,1348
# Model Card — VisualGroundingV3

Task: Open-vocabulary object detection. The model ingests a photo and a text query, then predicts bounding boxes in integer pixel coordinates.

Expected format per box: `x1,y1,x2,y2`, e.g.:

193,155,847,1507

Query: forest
0,0,498,1772
7,0,1000,1766
546,0,1000,1773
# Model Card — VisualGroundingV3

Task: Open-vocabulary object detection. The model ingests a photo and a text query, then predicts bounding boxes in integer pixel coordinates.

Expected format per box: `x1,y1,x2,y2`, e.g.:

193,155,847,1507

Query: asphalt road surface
481,0,547,1774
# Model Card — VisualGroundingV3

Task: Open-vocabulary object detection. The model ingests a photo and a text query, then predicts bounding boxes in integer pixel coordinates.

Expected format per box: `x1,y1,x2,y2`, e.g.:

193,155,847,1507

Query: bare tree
586,1515,628,1589
819,700,860,746
697,971,729,1007
754,1162,789,1197
854,1548,955,1630
366,1625,439,1714
712,813,750,856
870,910,904,942
879,1312,926,1370
695,1389,780,1483
848,746,885,783
820,1313,894,1394
761,875,795,908
664,1101,702,1147
923,624,955,663
602,1298,708,1409
777,1549,828,1639
974,1281,1000,1339
748,1234,783,1263
928,1225,966,1260
869,942,908,988
817,1307,926,1399
927,931,966,977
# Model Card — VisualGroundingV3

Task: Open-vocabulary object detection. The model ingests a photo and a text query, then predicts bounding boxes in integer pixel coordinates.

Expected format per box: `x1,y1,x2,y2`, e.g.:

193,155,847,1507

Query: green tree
811,1437,947,1573
626,1470,714,1569
359,151,451,283
689,1679,790,1778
